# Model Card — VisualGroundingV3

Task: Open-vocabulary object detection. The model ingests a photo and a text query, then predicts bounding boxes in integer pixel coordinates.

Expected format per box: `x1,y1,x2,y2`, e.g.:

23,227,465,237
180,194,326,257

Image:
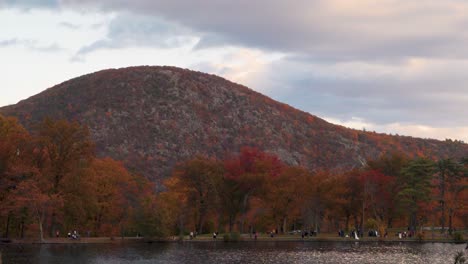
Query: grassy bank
2,237,146,244
166,231,466,243
2,232,465,244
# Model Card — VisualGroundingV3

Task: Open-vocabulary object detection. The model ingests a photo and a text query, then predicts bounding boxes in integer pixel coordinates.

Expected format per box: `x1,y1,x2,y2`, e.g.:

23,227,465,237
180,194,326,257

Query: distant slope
1,66,466,182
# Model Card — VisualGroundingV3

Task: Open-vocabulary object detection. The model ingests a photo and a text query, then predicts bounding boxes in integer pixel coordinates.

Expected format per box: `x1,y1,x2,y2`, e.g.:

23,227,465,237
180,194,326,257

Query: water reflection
1,241,465,264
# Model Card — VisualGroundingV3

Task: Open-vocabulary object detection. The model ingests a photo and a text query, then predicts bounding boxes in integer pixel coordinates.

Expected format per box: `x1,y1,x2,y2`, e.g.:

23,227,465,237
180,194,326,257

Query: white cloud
190,47,284,94
324,116,468,142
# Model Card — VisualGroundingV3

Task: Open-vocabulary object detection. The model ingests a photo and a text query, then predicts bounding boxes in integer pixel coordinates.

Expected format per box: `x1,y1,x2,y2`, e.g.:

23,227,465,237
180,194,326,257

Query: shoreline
0,237,145,245
1,235,464,245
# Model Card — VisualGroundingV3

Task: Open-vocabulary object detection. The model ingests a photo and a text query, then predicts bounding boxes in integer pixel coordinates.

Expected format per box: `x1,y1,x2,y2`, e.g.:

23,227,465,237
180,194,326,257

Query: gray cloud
0,38,18,46
0,0,59,9
8,0,468,61
59,21,80,30
0,38,62,52
29,42,62,52
14,0,468,61
259,57,468,127
57,0,468,61
75,13,195,56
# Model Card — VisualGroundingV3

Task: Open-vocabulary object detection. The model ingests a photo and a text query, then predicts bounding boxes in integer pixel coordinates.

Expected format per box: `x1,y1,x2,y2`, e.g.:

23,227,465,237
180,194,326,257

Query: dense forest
0,115,467,241
161,146,467,239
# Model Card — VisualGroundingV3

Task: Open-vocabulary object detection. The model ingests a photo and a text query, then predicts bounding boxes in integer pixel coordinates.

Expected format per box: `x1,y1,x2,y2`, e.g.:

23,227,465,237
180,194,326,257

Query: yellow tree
301,171,346,234
160,176,191,236
165,157,224,234
86,158,139,236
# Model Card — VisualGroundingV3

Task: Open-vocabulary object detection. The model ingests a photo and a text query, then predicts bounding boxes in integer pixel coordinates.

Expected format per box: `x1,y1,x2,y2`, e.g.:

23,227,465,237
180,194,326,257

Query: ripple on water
1,241,466,264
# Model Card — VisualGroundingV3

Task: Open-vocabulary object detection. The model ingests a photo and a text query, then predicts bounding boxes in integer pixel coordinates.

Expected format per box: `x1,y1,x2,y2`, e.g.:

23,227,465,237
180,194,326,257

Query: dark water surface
0,241,465,264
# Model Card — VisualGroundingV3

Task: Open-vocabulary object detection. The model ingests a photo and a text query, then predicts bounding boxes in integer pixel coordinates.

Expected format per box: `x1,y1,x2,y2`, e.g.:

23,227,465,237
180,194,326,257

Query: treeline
1,114,467,240
0,115,160,241
160,148,467,237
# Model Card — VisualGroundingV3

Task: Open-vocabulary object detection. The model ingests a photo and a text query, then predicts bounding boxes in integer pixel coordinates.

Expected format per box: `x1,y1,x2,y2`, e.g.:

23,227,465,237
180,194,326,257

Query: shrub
416,232,424,242
223,232,241,242
453,232,464,244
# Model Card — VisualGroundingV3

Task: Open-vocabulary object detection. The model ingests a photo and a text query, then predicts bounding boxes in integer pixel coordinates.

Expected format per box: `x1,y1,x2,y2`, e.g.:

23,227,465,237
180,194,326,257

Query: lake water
1,241,465,264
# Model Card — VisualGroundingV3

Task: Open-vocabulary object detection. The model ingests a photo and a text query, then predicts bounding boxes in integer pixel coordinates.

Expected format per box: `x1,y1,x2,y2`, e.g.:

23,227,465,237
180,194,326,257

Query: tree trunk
197,192,206,234
345,213,350,231
448,208,453,235
38,218,44,242
387,217,393,228
178,215,184,237
361,199,365,232
240,193,249,234
216,210,223,233
4,212,11,238
314,210,319,233
197,214,205,234
439,170,446,233
440,200,446,233
409,211,417,231
20,218,25,239
282,217,287,234
49,212,56,238
95,211,103,236
353,215,359,231
228,215,234,233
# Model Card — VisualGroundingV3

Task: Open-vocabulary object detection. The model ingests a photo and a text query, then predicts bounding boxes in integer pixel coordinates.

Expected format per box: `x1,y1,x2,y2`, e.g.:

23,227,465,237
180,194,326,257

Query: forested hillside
1,66,466,182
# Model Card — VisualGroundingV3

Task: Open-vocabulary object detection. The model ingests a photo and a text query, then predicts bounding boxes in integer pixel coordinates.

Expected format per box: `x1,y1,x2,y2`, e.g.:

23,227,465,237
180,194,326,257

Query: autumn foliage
161,148,467,237
0,115,158,240
1,114,467,240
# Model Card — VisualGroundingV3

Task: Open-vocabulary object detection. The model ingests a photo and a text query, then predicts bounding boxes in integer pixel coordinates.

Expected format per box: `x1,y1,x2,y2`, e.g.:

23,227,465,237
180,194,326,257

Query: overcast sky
1,0,467,142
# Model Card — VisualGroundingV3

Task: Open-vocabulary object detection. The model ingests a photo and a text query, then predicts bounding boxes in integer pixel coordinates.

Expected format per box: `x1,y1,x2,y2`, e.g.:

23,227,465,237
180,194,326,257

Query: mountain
1,66,466,183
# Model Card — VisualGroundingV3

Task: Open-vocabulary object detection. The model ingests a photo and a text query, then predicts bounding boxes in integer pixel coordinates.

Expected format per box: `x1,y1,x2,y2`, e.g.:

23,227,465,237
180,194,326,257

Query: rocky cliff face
1,66,466,182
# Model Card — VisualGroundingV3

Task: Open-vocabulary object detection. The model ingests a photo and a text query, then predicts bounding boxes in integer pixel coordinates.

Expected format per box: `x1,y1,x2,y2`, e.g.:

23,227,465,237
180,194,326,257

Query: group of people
67,230,80,240
368,230,379,237
338,229,394,238
397,230,414,239
337,229,362,238
338,229,389,238
188,231,220,240
301,230,318,239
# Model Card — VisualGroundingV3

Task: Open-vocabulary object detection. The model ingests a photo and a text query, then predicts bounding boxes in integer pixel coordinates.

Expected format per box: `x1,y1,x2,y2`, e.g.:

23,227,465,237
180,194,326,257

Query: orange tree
163,156,224,234
0,115,35,238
